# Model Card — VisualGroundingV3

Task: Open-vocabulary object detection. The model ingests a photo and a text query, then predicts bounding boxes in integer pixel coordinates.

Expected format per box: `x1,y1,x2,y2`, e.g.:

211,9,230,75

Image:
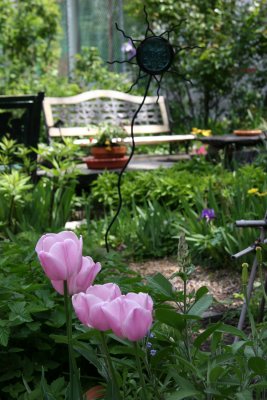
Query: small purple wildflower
149,332,155,338
150,349,157,356
201,208,215,222
146,342,152,349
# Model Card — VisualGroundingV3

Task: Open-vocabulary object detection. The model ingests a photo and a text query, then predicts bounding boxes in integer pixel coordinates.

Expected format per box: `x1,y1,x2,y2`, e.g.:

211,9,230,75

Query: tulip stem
64,281,83,399
99,332,121,399
134,342,148,400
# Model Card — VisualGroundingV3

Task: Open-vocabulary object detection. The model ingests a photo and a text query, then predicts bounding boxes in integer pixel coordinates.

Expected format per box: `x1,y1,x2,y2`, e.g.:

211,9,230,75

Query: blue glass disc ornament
136,36,174,75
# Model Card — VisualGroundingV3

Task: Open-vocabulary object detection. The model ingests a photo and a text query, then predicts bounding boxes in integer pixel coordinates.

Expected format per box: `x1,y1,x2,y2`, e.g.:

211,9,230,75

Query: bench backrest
43,90,171,138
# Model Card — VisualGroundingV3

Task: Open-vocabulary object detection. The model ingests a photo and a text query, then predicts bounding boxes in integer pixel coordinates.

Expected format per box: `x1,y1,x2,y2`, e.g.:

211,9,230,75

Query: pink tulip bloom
103,292,153,341
35,231,83,281
72,283,122,331
51,256,101,295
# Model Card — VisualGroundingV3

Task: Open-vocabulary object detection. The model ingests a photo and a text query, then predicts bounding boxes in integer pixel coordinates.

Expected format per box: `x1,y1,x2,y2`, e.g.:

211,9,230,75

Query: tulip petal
35,233,58,253
102,297,124,337
89,302,112,331
126,292,153,311
38,249,68,280
123,307,153,341
86,283,121,300
51,280,64,295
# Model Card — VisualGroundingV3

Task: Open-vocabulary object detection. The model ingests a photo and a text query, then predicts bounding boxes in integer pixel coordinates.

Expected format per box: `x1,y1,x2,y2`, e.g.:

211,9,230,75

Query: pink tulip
35,231,83,281
72,283,122,331
51,256,101,295
103,292,153,341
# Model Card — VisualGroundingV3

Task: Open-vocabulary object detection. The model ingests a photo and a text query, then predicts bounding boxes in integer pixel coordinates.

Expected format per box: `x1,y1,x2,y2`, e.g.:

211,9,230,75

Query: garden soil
129,259,243,315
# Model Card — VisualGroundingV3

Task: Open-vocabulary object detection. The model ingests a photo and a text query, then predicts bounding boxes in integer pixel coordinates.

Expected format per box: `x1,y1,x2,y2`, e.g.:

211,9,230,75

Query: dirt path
130,259,243,310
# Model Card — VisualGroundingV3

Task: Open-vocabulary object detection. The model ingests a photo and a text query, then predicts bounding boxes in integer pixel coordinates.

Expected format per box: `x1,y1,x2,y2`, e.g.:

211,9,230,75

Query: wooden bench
43,90,195,152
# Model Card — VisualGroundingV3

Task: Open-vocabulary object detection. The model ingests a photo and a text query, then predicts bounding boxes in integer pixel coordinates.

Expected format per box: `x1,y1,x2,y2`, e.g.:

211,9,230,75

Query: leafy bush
0,0,61,95
0,138,82,236
89,161,267,265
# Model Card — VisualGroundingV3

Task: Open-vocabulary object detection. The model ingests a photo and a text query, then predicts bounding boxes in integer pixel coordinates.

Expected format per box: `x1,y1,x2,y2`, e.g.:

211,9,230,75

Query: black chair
0,92,44,148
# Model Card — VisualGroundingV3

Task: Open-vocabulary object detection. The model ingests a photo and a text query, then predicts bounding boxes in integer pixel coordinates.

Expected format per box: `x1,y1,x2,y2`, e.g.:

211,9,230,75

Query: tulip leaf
155,308,186,330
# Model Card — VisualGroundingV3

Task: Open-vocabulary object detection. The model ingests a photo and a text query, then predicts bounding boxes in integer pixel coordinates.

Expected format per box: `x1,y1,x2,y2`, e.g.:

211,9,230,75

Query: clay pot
233,129,262,136
85,145,129,169
85,385,105,399
91,145,127,159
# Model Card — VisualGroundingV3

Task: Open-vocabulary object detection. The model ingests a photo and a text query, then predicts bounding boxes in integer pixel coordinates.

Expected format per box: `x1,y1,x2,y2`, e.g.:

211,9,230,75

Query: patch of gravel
130,258,243,309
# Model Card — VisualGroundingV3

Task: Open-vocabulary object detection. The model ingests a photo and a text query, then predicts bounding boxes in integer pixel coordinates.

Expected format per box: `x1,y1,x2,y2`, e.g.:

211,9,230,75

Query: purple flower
201,208,215,222
146,342,152,349
150,349,157,356
121,40,136,59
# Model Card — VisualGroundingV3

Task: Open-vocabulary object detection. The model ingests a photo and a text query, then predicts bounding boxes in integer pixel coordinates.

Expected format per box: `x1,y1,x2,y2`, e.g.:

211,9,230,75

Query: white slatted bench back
43,90,170,139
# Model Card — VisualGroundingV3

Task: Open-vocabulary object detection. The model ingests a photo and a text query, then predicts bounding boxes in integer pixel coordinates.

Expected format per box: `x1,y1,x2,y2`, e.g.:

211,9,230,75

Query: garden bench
43,90,195,153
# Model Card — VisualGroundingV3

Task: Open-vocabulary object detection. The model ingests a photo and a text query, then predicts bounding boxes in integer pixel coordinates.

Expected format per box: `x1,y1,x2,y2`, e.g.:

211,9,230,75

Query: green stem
48,182,57,228
143,351,162,400
134,342,148,400
99,332,121,400
8,195,15,231
258,264,267,304
64,281,83,399
243,284,258,355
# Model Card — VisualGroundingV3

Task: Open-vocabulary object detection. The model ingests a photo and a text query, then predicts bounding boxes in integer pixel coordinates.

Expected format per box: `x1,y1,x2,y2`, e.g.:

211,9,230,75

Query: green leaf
195,286,209,301
50,334,68,344
235,390,253,400
248,356,267,375
188,294,213,316
0,325,10,346
217,324,247,340
166,388,202,399
41,368,58,400
194,322,221,348
146,273,174,298
209,365,225,382
155,308,186,330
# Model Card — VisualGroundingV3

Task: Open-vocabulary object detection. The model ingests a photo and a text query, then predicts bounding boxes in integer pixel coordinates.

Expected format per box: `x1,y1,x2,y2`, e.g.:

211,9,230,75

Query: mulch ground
130,258,243,314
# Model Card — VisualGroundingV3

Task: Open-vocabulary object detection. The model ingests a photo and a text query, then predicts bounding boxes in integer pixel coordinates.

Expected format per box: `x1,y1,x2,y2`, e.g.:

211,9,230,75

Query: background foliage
124,0,267,132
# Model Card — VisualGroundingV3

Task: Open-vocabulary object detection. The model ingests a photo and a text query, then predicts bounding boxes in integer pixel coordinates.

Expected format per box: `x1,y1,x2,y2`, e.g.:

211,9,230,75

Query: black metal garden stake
105,6,200,252
231,211,267,335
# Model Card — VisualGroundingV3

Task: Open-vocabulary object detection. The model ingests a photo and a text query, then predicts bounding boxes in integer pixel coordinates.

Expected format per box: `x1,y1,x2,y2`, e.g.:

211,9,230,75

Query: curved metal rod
159,20,187,38
144,6,155,37
115,23,137,48
105,75,152,252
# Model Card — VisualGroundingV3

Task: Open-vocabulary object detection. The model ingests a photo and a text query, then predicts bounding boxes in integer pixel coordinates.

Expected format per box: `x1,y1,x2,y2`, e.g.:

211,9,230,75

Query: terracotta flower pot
233,129,262,136
85,385,105,400
91,146,127,159
84,145,129,169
